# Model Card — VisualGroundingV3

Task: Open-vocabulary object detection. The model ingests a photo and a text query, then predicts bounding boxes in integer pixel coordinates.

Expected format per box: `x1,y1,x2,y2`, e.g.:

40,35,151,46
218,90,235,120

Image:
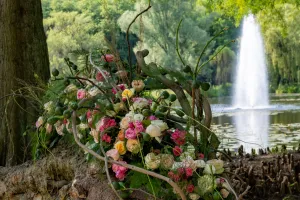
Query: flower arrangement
35,2,235,199
35,51,235,199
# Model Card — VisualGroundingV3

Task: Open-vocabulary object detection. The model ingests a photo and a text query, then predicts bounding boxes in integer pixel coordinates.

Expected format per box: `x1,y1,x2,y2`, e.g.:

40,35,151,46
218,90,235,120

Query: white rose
125,111,135,118
194,160,206,168
145,124,161,137
133,114,144,122
78,123,89,130
151,120,168,131
88,87,101,96
130,98,149,111
44,101,54,112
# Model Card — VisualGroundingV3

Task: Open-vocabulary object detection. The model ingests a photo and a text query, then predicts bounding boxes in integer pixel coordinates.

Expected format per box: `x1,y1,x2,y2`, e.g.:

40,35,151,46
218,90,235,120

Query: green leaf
142,120,151,127
145,177,162,197
129,171,148,188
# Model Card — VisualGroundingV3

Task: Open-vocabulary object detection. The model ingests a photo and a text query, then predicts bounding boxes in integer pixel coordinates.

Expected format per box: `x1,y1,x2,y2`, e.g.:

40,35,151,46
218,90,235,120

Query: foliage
206,83,232,97
204,0,300,24
118,0,234,72
42,0,137,72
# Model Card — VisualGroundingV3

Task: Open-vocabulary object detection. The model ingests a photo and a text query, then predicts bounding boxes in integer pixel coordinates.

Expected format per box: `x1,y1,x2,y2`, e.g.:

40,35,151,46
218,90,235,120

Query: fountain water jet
233,14,269,109
232,14,270,152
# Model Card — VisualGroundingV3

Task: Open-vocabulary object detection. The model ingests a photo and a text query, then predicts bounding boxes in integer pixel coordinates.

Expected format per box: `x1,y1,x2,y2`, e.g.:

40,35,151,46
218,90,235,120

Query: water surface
210,94,300,152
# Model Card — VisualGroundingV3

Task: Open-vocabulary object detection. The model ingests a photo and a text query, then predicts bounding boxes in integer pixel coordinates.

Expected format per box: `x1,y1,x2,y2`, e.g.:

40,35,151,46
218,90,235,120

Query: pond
209,94,300,152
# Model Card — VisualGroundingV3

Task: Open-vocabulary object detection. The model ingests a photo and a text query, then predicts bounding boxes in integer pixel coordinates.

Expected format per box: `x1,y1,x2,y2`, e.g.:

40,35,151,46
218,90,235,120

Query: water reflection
233,110,270,152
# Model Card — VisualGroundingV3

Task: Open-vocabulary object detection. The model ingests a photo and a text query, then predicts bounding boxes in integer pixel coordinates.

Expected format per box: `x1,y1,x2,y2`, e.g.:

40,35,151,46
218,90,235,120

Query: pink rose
86,110,92,119
101,133,111,143
148,115,157,120
171,129,186,146
134,121,144,133
96,71,109,82
112,161,128,181
173,146,182,156
115,171,126,181
102,54,114,62
77,89,86,99
106,149,120,160
97,117,117,132
185,167,193,177
128,122,135,129
125,128,137,139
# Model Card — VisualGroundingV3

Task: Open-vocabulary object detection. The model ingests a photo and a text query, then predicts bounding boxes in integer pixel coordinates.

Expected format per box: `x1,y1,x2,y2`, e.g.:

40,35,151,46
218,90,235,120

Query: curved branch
126,2,152,82
71,111,186,200
176,19,185,66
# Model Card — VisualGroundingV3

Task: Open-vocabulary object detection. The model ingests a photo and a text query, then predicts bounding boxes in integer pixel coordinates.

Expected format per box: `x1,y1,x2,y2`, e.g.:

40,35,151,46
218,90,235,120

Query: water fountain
211,15,300,152
233,14,270,151
233,14,269,109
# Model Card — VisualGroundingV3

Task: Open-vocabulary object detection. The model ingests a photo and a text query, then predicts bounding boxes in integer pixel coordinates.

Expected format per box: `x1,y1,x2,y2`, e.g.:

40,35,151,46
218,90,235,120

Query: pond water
209,94,300,152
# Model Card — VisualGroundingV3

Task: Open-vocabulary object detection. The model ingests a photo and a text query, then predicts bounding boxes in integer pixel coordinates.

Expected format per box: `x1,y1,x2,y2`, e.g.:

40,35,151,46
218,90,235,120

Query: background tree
42,0,137,72
0,0,50,166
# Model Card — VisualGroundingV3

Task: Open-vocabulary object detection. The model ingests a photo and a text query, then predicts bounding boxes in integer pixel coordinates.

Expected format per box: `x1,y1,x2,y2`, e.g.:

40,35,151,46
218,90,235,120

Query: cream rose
126,139,141,154
206,159,224,174
203,164,216,175
145,153,160,170
120,116,133,129
151,120,168,131
106,149,120,161
160,154,174,169
189,193,200,200
145,124,161,137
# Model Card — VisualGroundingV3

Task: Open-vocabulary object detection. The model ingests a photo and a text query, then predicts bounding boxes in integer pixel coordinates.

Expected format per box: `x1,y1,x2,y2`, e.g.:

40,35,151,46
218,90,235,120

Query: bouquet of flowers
35,50,235,199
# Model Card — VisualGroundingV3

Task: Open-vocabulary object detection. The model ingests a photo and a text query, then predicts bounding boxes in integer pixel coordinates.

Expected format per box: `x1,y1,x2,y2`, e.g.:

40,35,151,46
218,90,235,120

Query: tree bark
0,0,50,166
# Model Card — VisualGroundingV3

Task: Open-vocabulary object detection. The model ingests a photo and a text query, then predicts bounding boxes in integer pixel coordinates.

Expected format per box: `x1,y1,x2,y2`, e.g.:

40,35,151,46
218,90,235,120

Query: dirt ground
0,142,119,200
2,143,300,200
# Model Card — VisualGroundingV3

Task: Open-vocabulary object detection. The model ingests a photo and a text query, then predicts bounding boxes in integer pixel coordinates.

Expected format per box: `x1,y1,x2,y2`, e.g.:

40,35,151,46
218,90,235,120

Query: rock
0,181,7,198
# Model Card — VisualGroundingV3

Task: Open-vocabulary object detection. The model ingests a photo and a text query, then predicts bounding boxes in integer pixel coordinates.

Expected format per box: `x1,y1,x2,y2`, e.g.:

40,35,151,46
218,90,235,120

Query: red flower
173,146,182,156
177,168,185,175
198,153,205,159
187,184,195,193
102,54,114,62
185,167,193,177
168,171,175,179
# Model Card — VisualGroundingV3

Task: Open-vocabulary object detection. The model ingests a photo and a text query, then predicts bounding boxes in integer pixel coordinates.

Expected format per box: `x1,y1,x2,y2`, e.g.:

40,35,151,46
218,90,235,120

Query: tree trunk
0,0,50,166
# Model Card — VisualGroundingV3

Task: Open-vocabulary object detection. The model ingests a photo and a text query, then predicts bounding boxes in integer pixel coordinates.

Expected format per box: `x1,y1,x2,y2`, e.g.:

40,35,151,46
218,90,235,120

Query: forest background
42,0,300,97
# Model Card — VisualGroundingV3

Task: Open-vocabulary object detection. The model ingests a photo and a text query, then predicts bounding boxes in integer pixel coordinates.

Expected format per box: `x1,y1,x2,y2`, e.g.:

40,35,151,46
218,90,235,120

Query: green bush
206,83,232,97
275,84,300,94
